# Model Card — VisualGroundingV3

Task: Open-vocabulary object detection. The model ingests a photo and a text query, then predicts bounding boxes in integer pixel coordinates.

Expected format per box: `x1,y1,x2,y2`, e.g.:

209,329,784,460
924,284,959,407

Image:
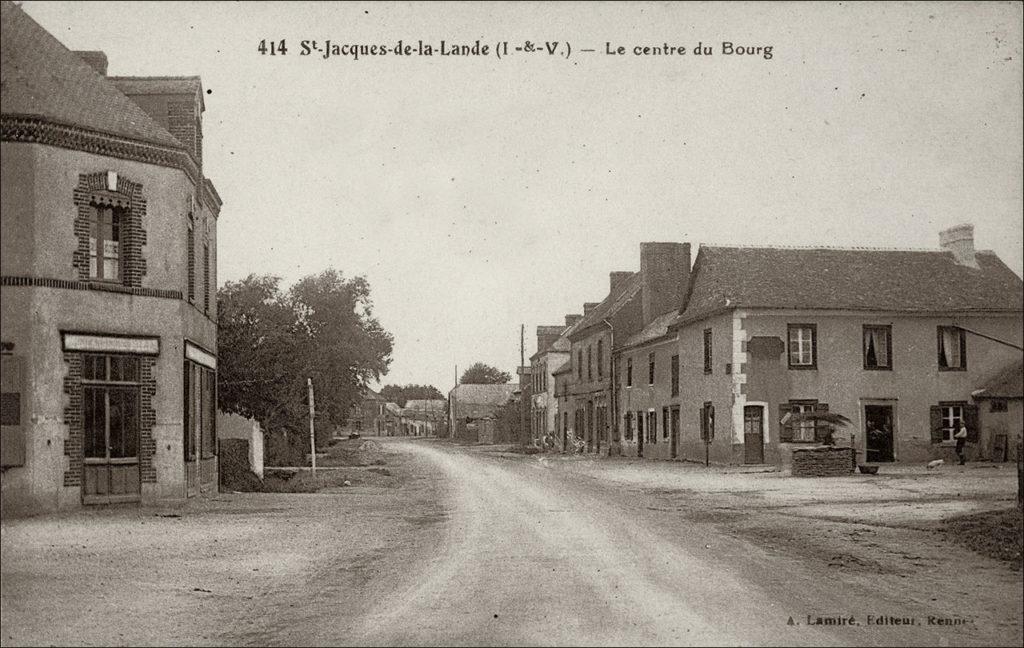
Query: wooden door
743,405,764,464
82,385,141,504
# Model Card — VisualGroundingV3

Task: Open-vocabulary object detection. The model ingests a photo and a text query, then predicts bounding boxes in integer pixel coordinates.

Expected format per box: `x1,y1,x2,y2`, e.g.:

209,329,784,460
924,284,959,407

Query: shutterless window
670,355,680,396
648,352,656,385
587,346,592,381
937,326,966,370
88,203,124,282
597,340,604,380
787,324,817,369
703,329,712,374
626,357,633,387
863,325,891,370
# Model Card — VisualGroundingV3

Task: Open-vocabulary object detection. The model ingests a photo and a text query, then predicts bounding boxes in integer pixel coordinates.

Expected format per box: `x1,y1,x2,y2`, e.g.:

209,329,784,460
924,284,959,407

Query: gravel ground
2,439,1021,646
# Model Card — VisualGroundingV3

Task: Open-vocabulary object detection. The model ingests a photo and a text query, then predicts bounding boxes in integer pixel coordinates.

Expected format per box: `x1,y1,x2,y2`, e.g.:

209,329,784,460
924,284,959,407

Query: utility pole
307,377,316,477
520,324,526,446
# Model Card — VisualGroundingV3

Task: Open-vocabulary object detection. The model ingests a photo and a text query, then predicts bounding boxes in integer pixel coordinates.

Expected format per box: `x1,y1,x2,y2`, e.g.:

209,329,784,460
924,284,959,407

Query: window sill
863,365,892,371
937,367,967,372
787,365,818,371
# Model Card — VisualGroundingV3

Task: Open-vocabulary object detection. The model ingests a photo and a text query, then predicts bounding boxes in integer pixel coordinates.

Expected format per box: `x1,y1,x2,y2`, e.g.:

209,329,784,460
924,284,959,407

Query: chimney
640,242,691,326
536,325,566,354
74,51,108,76
565,314,583,327
939,223,977,268
609,271,633,292
583,302,599,316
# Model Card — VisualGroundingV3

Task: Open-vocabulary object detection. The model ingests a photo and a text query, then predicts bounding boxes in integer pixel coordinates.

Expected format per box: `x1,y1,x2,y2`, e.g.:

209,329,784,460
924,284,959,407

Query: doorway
743,405,765,464
82,355,142,504
864,404,895,462
670,406,680,458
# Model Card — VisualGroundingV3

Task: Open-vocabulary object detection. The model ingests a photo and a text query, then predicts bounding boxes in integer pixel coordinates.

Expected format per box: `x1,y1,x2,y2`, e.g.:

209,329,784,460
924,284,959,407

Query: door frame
742,401,767,465
81,382,142,505
861,399,899,463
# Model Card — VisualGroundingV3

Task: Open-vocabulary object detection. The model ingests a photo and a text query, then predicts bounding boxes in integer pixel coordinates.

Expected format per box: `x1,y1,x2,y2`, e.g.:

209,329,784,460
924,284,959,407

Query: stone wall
791,446,856,477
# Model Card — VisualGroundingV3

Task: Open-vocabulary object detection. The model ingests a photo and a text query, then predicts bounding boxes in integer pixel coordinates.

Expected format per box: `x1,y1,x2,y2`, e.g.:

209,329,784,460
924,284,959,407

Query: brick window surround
72,172,147,287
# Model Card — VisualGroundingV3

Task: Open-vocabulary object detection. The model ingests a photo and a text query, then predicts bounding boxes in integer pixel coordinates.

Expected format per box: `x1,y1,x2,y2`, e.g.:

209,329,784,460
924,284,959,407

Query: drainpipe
603,319,615,455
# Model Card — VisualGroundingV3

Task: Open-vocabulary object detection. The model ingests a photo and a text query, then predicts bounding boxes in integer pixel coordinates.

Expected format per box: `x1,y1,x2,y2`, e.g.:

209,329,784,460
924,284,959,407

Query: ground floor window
623,412,634,441
646,410,657,443
84,354,141,460
930,402,976,444
700,402,715,442
779,400,827,443
183,360,216,460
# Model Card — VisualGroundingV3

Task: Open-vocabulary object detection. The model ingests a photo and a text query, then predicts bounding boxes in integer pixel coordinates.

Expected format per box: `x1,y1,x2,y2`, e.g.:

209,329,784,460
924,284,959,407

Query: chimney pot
939,223,977,268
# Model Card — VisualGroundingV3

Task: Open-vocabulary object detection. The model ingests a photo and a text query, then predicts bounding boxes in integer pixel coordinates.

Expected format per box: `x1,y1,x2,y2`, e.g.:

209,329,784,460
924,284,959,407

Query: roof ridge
701,243,947,253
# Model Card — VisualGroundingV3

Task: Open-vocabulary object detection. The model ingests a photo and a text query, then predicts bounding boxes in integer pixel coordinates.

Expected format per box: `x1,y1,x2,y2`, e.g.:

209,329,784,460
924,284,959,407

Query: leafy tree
218,271,393,445
460,362,511,385
380,384,444,407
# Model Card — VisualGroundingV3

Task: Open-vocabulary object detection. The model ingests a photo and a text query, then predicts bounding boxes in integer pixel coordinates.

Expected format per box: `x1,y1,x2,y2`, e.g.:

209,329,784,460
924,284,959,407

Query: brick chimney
74,51,108,76
609,271,633,292
583,302,599,316
565,314,583,327
640,242,691,326
939,223,978,268
536,325,566,354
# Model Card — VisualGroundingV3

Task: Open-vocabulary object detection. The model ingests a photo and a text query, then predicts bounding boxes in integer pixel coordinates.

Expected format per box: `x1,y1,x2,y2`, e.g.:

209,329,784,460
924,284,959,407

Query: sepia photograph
1,1,1022,646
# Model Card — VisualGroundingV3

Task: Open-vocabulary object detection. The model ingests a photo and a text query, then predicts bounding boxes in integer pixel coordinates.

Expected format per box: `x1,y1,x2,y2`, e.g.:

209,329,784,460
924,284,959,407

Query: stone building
1,2,222,514
618,225,1023,467
529,316,580,446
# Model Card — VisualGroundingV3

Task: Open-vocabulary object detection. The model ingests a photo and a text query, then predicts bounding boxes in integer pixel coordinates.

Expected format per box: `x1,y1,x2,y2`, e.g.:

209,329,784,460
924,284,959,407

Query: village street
2,438,1021,647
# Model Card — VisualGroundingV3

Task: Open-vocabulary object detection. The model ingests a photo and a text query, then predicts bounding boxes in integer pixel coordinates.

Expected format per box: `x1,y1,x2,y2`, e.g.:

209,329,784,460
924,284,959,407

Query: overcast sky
22,1,1023,393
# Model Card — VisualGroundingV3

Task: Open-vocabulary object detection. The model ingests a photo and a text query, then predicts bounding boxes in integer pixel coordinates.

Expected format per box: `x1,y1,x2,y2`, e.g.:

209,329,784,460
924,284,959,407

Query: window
587,346,592,381
648,352,656,385
937,326,966,370
863,325,891,370
990,399,1008,413
624,412,634,441
83,354,141,461
88,203,123,282
662,407,670,440
670,355,680,396
626,357,633,387
787,324,817,369
647,410,657,443
636,410,644,441
931,402,972,443
779,400,825,443
577,350,583,379
187,214,196,303
597,340,604,380
703,329,712,374
203,242,211,315
700,402,715,441
183,360,216,460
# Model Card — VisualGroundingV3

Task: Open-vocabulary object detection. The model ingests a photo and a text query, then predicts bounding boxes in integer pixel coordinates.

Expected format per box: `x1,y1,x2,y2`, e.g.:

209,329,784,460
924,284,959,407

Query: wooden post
308,377,316,477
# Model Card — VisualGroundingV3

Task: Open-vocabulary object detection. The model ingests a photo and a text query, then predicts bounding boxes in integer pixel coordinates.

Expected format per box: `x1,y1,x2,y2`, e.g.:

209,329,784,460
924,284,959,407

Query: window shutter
929,406,944,444
964,404,980,443
813,402,831,443
778,404,794,442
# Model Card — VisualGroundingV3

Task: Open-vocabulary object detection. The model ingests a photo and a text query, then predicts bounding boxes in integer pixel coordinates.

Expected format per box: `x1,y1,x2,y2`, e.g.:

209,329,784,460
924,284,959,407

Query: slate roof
384,402,402,415
620,310,679,349
974,360,1023,399
404,399,446,411
568,272,641,339
1,2,184,149
551,360,573,376
109,76,204,104
676,246,1023,325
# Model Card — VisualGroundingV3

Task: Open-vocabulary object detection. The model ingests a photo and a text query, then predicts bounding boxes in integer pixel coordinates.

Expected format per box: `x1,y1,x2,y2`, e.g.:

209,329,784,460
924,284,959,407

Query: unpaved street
3,439,1021,646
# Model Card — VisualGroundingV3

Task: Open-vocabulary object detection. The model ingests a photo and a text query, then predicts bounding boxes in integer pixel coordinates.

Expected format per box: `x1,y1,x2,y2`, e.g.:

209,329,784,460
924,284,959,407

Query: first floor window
88,203,124,282
703,329,713,374
626,357,633,387
863,325,892,369
787,324,817,369
937,326,966,370
670,355,680,396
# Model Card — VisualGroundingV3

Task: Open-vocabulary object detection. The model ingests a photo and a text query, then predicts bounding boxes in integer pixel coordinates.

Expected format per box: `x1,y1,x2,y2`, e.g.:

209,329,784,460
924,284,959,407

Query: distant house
340,389,390,436
447,383,517,444
400,399,445,436
530,317,581,448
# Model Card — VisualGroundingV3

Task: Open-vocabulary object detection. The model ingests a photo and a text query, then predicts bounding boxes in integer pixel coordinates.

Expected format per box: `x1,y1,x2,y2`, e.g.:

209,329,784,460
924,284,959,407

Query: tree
218,270,393,444
379,384,444,407
460,362,511,385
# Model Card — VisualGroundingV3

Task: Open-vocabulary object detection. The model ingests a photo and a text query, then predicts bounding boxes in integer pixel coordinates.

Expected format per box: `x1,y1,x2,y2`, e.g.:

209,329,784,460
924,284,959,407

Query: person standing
954,423,969,465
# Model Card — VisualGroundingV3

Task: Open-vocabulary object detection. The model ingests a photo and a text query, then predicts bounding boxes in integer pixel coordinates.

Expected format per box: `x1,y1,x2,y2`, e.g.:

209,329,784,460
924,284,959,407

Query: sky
20,1,1024,393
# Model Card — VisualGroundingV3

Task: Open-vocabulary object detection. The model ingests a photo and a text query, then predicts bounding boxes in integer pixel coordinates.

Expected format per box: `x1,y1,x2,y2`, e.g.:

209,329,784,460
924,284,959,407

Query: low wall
791,446,856,477
217,411,263,479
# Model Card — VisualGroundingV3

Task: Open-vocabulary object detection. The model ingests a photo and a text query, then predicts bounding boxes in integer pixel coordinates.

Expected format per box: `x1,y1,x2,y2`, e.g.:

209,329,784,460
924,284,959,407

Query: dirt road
3,438,1020,646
